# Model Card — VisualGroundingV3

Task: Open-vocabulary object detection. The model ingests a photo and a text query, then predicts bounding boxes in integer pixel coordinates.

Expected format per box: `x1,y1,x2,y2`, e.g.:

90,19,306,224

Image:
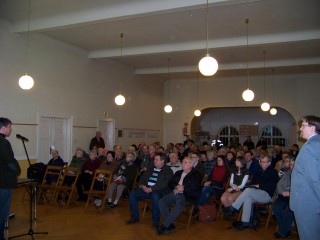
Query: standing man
290,115,320,240
89,130,105,150
0,118,21,240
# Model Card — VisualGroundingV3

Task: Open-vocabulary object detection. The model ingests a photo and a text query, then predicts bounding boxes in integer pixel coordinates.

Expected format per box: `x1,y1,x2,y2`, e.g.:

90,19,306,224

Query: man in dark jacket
126,153,173,228
223,154,278,230
0,118,21,240
157,156,202,235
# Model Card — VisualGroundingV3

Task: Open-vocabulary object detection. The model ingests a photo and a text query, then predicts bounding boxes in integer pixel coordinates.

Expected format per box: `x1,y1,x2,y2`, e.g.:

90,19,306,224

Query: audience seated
223,154,279,230
203,150,216,181
76,150,101,201
221,156,249,208
289,144,299,158
106,152,138,208
157,156,202,235
166,153,182,174
190,151,205,181
225,151,236,172
243,136,255,150
197,155,229,207
244,151,261,177
272,159,295,239
139,144,156,176
69,147,87,169
271,145,283,168
97,147,107,162
46,149,64,184
126,153,173,228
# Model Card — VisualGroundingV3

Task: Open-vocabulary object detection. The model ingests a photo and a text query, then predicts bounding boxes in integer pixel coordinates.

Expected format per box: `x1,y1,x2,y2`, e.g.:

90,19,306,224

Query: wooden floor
5,188,299,240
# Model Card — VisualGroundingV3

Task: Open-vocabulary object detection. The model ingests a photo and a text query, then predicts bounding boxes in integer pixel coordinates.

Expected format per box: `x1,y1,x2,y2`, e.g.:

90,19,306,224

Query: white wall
0,19,163,160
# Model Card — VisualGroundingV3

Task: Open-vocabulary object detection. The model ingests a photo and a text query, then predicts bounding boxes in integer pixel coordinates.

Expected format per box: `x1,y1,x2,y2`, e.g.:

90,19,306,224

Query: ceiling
1,0,319,80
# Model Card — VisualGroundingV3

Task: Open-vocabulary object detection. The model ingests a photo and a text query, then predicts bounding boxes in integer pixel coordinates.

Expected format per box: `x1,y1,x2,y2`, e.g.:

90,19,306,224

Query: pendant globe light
19,0,34,90
198,0,218,76
164,58,172,113
270,68,277,115
115,33,126,106
194,72,201,117
242,19,254,101
261,51,270,111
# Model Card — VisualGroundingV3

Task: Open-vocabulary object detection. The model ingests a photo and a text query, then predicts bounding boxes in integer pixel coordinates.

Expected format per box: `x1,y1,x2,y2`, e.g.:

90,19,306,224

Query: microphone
16,134,29,142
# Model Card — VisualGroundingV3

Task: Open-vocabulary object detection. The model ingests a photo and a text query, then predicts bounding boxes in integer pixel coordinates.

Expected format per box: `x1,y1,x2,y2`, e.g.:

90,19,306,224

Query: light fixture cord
26,0,31,71
167,58,171,103
119,33,124,94
263,50,266,101
196,72,199,108
246,18,249,89
272,68,275,105
205,0,209,54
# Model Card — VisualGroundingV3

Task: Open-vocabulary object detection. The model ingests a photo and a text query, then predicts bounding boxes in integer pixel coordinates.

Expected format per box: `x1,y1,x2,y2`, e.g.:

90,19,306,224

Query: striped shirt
147,168,161,187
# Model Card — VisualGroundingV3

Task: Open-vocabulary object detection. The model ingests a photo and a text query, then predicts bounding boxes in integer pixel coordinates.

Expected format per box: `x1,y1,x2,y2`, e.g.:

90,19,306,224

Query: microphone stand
9,138,48,239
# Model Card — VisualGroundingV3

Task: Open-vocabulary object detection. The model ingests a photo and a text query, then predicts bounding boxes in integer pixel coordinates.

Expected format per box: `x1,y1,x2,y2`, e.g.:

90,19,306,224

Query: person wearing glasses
290,115,320,240
157,157,202,235
223,154,278,230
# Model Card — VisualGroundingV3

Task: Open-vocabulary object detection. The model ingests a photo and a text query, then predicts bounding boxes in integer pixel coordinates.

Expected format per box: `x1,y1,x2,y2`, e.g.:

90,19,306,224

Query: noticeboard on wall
239,125,258,136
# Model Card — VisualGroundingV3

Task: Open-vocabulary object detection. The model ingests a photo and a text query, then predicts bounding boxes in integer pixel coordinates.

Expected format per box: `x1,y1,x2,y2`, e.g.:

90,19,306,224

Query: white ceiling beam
135,57,320,74
88,30,320,58
13,0,260,33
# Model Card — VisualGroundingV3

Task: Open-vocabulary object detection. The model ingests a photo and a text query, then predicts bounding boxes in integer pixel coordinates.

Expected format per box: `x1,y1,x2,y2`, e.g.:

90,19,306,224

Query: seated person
244,150,261,177
91,150,119,193
46,149,64,184
166,153,182,174
97,147,107,162
157,157,202,235
275,154,291,177
105,152,138,208
223,154,279,230
272,159,295,239
197,155,229,206
190,151,205,181
203,150,217,181
63,147,87,186
221,156,249,208
76,151,101,201
225,151,236,172
69,147,87,169
126,153,173,228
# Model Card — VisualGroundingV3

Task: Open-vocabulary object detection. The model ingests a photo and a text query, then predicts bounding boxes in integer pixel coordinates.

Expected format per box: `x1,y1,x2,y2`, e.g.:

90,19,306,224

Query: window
260,125,284,146
218,125,239,147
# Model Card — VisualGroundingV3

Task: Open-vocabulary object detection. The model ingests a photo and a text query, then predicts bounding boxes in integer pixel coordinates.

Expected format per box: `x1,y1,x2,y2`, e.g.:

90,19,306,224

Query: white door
98,119,115,151
38,116,72,164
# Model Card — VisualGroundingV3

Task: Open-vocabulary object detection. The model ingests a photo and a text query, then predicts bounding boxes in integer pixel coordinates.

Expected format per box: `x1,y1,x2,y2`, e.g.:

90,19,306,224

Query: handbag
199,204,217,223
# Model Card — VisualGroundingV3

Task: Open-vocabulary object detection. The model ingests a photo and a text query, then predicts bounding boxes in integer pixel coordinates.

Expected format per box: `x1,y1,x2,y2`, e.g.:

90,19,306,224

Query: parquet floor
5,188,299,240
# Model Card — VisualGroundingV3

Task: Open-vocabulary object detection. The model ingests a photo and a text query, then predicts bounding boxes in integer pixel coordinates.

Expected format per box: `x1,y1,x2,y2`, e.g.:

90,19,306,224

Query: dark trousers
129,188,164,226
272,195,294,236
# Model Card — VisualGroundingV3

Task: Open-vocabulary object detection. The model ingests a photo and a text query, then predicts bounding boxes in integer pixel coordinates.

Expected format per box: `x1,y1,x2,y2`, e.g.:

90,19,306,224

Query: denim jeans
159,192,187,227
272,195,294,236
197,186,223,206
129,188,163,226
0,188,13,240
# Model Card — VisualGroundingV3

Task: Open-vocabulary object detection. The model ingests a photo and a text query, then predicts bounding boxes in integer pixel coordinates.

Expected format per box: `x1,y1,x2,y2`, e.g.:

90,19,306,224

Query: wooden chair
84,169,112,211
37,165,64,203
52,167,81,208
141,199,197,229
216,176,231,219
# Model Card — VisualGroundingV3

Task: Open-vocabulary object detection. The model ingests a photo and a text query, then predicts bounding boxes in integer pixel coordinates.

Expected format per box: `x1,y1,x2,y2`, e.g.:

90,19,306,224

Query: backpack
199,204,217,223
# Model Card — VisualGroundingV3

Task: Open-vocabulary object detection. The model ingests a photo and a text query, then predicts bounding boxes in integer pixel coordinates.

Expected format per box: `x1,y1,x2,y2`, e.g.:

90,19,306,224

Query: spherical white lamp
242,89,254,101
198,54,218,76
115,94,125,106
270,107,277,115
19,74,34,90
261,102,270,111
164,105,172,113
194,109,201,117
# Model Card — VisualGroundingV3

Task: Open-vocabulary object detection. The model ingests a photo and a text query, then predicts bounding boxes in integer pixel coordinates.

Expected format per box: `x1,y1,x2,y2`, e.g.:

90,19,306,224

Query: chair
52,166,81,208
216,176,231,219
37,165,64,203
84,169,112,210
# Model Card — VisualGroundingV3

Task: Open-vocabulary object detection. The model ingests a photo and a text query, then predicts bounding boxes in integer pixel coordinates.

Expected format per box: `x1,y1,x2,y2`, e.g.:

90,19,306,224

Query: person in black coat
157,156,202,235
